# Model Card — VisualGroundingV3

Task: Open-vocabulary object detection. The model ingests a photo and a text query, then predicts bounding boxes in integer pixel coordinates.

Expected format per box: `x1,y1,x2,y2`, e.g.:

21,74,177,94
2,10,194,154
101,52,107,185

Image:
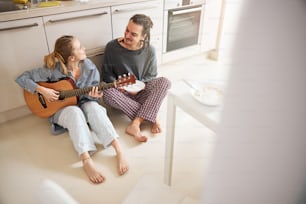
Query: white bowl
123,80,145,94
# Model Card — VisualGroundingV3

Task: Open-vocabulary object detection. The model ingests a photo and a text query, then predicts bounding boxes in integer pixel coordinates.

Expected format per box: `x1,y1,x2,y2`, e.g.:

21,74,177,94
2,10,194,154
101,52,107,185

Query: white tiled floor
0,53,230,204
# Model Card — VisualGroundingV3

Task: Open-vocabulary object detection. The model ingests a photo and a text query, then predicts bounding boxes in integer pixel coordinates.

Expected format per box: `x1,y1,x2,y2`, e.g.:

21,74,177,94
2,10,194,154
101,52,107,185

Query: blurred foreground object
201,0,306,204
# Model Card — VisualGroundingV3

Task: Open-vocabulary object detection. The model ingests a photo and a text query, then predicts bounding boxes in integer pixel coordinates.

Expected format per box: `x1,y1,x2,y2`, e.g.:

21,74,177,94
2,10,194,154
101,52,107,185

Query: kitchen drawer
111,0,163,39
43,7,112,53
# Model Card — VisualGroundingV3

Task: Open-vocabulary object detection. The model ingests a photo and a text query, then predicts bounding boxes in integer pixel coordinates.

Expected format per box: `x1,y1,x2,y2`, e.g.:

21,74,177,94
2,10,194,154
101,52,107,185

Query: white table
164,80,222,185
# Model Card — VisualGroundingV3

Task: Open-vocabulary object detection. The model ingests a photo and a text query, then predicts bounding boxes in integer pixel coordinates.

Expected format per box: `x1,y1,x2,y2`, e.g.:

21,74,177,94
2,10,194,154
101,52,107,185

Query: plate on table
190,85,224,106
123,80,145,93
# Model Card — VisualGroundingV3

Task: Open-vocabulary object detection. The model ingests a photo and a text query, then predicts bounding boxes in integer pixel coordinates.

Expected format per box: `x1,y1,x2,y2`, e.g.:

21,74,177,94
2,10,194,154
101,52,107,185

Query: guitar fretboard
59,82,115,99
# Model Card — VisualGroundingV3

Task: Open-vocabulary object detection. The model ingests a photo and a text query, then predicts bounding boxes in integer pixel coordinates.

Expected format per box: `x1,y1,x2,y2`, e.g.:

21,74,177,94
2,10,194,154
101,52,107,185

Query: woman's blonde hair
44,35,74,74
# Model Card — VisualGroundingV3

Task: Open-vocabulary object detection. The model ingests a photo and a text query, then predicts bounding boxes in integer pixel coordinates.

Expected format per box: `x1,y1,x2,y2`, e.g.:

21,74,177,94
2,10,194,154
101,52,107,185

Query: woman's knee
64,106,83,116
82,102,106,118
58,106,86,128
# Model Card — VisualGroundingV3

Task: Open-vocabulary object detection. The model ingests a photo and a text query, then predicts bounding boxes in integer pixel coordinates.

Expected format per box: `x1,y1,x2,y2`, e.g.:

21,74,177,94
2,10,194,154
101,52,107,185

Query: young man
102,14,171,142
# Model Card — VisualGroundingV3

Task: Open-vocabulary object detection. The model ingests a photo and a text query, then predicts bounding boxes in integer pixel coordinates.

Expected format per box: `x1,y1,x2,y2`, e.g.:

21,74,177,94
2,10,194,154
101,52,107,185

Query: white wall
201,0,306,203
200,0,223,52
217,0,243,63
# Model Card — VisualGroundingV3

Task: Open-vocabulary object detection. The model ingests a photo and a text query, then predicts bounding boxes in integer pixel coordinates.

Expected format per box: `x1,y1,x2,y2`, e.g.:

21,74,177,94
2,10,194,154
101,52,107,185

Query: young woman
16,35,128,184
102,14,171,142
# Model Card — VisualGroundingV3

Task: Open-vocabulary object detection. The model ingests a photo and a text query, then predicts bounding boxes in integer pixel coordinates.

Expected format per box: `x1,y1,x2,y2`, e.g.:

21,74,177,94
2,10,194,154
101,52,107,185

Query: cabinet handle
48,12,108,23
0,23,38,31
171,7,202,15
113,5,159,14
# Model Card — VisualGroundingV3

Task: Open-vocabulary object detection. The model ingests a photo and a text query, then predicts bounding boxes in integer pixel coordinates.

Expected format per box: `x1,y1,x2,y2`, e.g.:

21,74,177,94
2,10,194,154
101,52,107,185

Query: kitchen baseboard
0,106,31,124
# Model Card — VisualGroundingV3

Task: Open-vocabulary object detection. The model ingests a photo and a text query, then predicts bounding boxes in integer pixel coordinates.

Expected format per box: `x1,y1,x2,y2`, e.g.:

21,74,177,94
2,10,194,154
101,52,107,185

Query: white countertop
0,0,155,22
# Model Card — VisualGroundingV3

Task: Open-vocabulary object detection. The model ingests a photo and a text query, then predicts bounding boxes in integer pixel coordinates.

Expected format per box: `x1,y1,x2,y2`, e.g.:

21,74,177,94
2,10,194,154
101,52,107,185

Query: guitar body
24,79,77,118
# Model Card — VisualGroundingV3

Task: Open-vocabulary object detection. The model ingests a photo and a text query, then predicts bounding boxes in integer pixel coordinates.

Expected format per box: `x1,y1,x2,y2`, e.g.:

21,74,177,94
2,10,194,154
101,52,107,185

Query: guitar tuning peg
118,75,122,79
123,74,126,78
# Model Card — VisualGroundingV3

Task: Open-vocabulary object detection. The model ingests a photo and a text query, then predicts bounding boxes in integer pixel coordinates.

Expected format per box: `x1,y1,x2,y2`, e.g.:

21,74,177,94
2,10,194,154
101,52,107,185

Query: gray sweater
102,39,157,83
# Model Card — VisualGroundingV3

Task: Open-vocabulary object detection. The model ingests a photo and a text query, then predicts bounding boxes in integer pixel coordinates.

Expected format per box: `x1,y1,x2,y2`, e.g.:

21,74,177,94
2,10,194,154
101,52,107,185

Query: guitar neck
59,82,115,99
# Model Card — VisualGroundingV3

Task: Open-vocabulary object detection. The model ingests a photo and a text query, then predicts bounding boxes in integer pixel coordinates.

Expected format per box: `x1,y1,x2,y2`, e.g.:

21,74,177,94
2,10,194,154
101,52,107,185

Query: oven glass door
167,6,202,52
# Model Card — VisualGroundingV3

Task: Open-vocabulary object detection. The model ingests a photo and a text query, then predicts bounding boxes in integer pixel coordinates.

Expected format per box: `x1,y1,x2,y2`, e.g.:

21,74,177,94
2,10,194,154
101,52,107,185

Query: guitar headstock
115,74,136,87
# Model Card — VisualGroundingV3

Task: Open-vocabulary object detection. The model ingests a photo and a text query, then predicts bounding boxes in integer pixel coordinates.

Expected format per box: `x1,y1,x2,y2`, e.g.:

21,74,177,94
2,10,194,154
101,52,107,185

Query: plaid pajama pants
103,77,171,123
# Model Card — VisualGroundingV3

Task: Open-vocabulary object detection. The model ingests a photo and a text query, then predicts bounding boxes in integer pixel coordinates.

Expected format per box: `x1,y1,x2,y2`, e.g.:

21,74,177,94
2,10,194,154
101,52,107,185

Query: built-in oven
163,0,205,54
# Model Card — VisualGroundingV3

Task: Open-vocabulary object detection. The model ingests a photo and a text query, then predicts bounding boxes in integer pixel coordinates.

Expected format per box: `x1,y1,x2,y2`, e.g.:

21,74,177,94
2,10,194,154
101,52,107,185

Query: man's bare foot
82,157,105,184
125,123,148,142
151,122,162,134
116,152,129,175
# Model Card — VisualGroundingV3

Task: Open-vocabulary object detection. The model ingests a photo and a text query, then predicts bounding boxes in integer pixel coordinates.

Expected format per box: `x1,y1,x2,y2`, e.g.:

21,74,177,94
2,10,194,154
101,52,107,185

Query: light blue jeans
56,101,118,156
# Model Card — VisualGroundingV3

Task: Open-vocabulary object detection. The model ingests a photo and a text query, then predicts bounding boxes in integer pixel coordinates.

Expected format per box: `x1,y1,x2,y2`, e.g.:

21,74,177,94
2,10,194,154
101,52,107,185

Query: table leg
164,94,176,185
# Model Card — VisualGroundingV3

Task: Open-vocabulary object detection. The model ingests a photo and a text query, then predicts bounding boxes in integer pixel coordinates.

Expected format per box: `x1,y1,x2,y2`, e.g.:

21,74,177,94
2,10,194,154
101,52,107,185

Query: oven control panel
164,0,205,10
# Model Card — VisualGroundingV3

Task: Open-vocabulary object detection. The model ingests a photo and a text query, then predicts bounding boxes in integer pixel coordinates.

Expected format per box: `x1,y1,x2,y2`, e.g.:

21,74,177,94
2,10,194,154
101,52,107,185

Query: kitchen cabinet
43,7,112,58
111,0,163,64
0,17,49,115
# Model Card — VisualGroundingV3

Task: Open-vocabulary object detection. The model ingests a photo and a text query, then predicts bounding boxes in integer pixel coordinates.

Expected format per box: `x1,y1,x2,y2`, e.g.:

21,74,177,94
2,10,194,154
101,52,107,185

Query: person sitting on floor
16,35,129,184
101,14,171,142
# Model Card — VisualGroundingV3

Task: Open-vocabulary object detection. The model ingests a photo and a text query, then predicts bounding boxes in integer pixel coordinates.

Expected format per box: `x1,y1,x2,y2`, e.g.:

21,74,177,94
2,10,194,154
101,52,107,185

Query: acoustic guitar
24,74,136,118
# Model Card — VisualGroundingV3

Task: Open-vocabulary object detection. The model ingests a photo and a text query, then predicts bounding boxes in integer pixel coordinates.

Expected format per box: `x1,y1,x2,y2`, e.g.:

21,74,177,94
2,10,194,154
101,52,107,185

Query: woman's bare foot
151,121,162,134
82,157,105,184
116,152,129,175
111,139,129,175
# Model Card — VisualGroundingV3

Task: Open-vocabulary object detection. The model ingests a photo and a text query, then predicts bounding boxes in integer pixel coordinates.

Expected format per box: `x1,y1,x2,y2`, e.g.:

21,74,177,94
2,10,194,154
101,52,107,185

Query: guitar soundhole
58,95,65,100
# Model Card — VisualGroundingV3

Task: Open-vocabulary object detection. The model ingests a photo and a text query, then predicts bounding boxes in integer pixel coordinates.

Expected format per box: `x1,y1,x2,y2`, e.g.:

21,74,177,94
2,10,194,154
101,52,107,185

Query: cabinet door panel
111,1,163,39
0,17,49,111
43,7,112,53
